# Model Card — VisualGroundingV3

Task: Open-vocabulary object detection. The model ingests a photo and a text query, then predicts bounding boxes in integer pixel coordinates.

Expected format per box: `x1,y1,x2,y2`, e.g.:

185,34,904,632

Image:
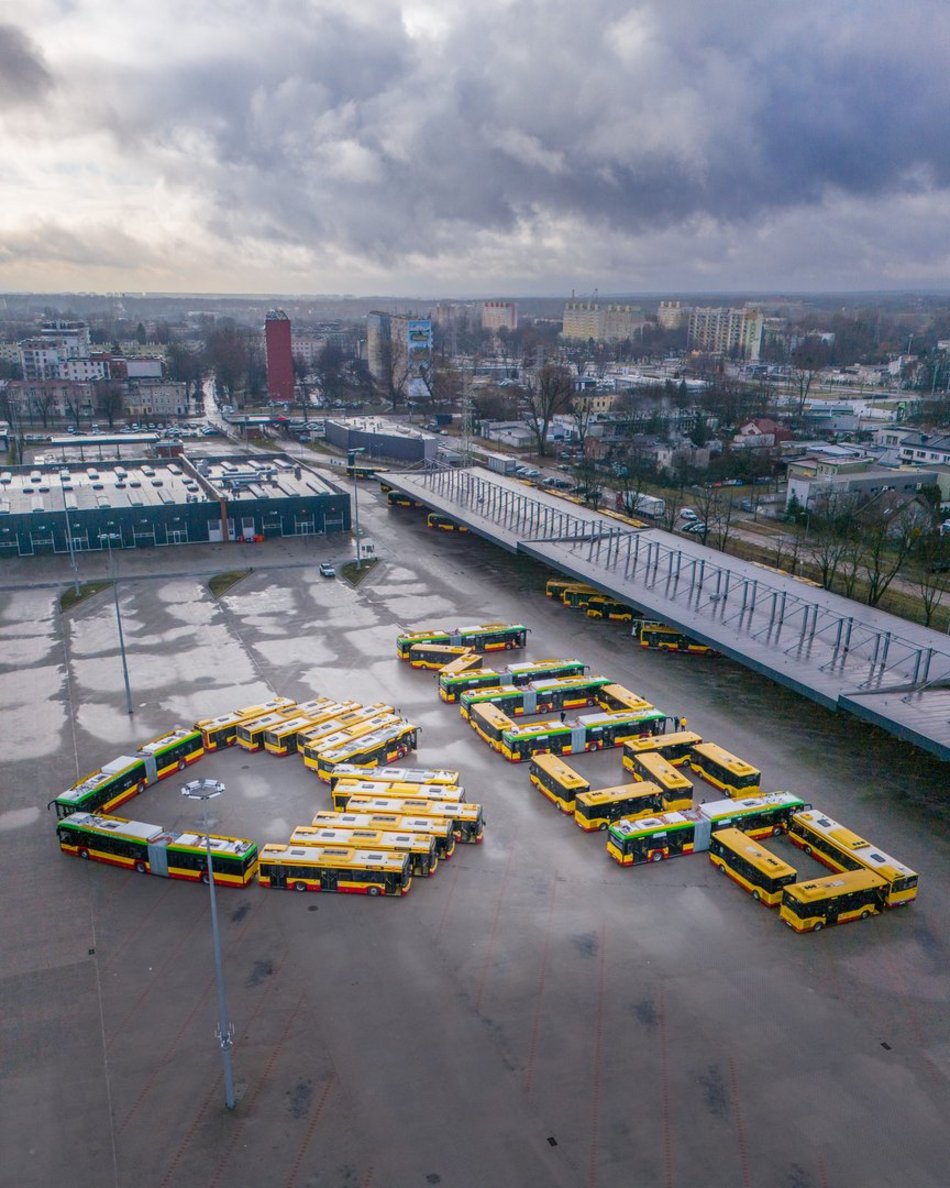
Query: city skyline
3,1,950,297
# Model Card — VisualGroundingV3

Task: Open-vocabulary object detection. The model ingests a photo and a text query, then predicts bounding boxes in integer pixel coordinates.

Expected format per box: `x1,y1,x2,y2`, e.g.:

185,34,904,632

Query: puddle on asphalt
0,668,65,759
0,806,42,831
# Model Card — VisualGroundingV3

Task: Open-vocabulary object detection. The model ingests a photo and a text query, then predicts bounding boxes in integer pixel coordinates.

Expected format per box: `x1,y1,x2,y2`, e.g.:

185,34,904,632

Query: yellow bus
409,644,474,670
327,765,459,792
780,869,888,933
787,810,918,908
195,697,297,751
259,843,412,896
262,712,340,757
301,713,402,770
468,702,516,750
528,754,590,813
561,585,600,608
574,782,665,832
235,710,301,753
585,596,635,622
626,750,693,811
595,683,654,713
331,778,464,812
689,742,762,797
708,828,798,907
545,578,597,600
622,730,702,768
297,703,390,751
342,796,484,843
631,619,715,655
311,810,457,861
427,512,469,533
439,651,483,679
314,722,419,783
289,825,438,878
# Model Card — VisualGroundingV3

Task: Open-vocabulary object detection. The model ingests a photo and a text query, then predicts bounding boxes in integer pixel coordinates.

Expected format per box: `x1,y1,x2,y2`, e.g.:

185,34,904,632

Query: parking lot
2,488,949,1187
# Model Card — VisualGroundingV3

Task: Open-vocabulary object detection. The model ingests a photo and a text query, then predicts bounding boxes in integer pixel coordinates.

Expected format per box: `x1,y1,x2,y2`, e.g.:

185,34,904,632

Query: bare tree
860,494,924,606
805,491,862,590
522,363,574,457
95,380,126,428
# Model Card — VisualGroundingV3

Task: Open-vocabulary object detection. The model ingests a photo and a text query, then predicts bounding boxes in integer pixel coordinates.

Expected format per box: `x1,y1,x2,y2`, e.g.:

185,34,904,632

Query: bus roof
792,811,917,879
138,725,199,754
312,811,453,836
329,765,459,786
504,658,584,675
62,754,141,799
262,844,410,871
63,812,164,842
334,778,462,801
610,811,695,838
691,742,761,776
173,833,257,857
291,827,434,851
785,869,887,901
319,722,416,762
701,792,805,821
577,782,661,805
529,753,588,784
711,828,797,878
344,796,478,818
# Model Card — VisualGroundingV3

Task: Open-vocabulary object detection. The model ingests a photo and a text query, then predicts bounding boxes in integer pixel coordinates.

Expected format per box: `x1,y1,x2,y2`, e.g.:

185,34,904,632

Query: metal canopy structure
382,466,950,762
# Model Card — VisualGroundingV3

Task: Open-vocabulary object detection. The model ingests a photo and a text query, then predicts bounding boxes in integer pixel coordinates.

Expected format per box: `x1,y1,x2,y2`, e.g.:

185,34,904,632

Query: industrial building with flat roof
0,453,350,556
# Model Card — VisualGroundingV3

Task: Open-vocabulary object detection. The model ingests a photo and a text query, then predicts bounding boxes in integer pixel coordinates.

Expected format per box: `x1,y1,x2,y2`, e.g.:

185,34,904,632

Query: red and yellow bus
331,778,464,812
631,619,715,655
314,722,419,783
689,742,762,798
409,644,474,670
780,870,888,933
625,750,693,811
500,708,669,763
787,810,918,908
195,697,297,751
289,825,438,878
468,702,517,750
595,684,654,713
341,796,484,843
235,711,300,753
311,810,457,861
528,753,590,813
708,828,797,907
259,844,412,896
427,513,469,533
622,730,702,768
574,782,665,832
327,765,459,792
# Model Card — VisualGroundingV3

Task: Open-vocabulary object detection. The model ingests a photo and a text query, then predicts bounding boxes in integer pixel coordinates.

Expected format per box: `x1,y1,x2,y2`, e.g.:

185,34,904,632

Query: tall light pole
100,531,134,715
347,448,365,567
60,473,80,596
181,779,236,1111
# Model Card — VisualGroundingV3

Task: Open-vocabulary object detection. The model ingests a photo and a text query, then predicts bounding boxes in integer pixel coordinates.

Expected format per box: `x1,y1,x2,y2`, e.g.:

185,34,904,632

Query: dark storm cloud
0,22,53,107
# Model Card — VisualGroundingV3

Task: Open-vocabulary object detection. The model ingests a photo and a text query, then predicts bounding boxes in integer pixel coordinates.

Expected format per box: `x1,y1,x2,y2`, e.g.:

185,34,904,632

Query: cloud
3,1,950,293
0,23,53,108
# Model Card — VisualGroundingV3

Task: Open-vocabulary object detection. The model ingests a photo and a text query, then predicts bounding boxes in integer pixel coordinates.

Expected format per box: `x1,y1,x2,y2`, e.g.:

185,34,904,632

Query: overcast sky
3,0,950,298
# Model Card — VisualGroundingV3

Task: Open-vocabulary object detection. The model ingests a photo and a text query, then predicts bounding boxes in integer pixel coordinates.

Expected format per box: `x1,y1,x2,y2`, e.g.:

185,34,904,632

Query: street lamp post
348,448,365,567
101,532,134,715
60,474,80,596
181,779,236,1111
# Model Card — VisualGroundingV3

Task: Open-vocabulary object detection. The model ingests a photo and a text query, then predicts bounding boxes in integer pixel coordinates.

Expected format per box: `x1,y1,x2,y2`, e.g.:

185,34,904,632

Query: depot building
0,453,351,556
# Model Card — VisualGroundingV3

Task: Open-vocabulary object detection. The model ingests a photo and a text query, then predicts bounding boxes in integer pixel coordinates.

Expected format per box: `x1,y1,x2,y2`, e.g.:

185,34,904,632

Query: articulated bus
460,675,612,720
586,596,635,622
236,711,300,753
708,828,797,906
301,714,403,768
196,697,297,751
528,754,590,813
137,726,204,778
331,778,464,812
312,811,457,861
396,623,529,661
469,702,517,750
56,812,259,886
787,810,918,908
427,513,469,533
327,765,459,792
500,708,669,763
606,792,809,866
289,826,438,878
438,657,587,703
631,619,715,655
689,742,762,798
623,730,702,768
780,870,888,933
625,750,693,811
342,796,484,843
409,644,473,670
259,844,412,896
346,463,380,480
595,684,654,713
314,723,419,783
574,782,665,832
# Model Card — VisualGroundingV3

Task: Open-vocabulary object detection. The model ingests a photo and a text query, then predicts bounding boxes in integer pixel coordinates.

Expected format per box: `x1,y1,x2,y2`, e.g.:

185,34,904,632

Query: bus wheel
772,826,782,837
752,890,760,901
860,910,870,919
505,641,512,649
201,872,210,885
717,863,726,874
295,882,307,892
804,845,812,856
137,780,146,795
368,886,381,896
813,922,823,931
650,852,663,862
599,823,608,831
79,848,90,860
135,861,147,874
178,759,186,771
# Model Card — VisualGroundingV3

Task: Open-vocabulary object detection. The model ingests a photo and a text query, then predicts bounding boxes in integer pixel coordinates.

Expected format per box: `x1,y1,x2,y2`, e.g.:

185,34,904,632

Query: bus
327,765,460,792
499,708,669,763
52,754,150,819
438,651,482,679
314,723,419,782
631,619,715,656
301,714,404,767
331,778,464,812
460,675,612,720
56,812,259,886
528,754,590,813
586,597,635,622
545,578,597,601
561,585,600,609
289,826,438,878
311,811,457,861
622,730,702,768
409,644,473,670
708,828,798,906
298,704,392,753
427,513,469,533
595,684,654,714
259,843,412,896
787,810,918,908
346,463,380,480
262,712,342,757
396,623,529,660
468,702,517,750
195,697,297,751
606,792,809,866
342,796,484,843
137,726,204,778
689,743,762,797
780,870,888,933
386,490,423,508
438,657,587,703
625,750,693,811
574,782,666,832
235,710,300,753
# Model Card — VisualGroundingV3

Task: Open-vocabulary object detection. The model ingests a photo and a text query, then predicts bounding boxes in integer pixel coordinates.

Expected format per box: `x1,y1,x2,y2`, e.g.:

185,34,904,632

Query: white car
680,508,698,521
319,561,336,578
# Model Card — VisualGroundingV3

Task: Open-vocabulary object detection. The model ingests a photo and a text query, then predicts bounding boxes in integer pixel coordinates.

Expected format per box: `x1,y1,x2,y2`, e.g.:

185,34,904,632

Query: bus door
147,839,170,877
571,725,587,751
269,865,287,889
321,868,339,892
